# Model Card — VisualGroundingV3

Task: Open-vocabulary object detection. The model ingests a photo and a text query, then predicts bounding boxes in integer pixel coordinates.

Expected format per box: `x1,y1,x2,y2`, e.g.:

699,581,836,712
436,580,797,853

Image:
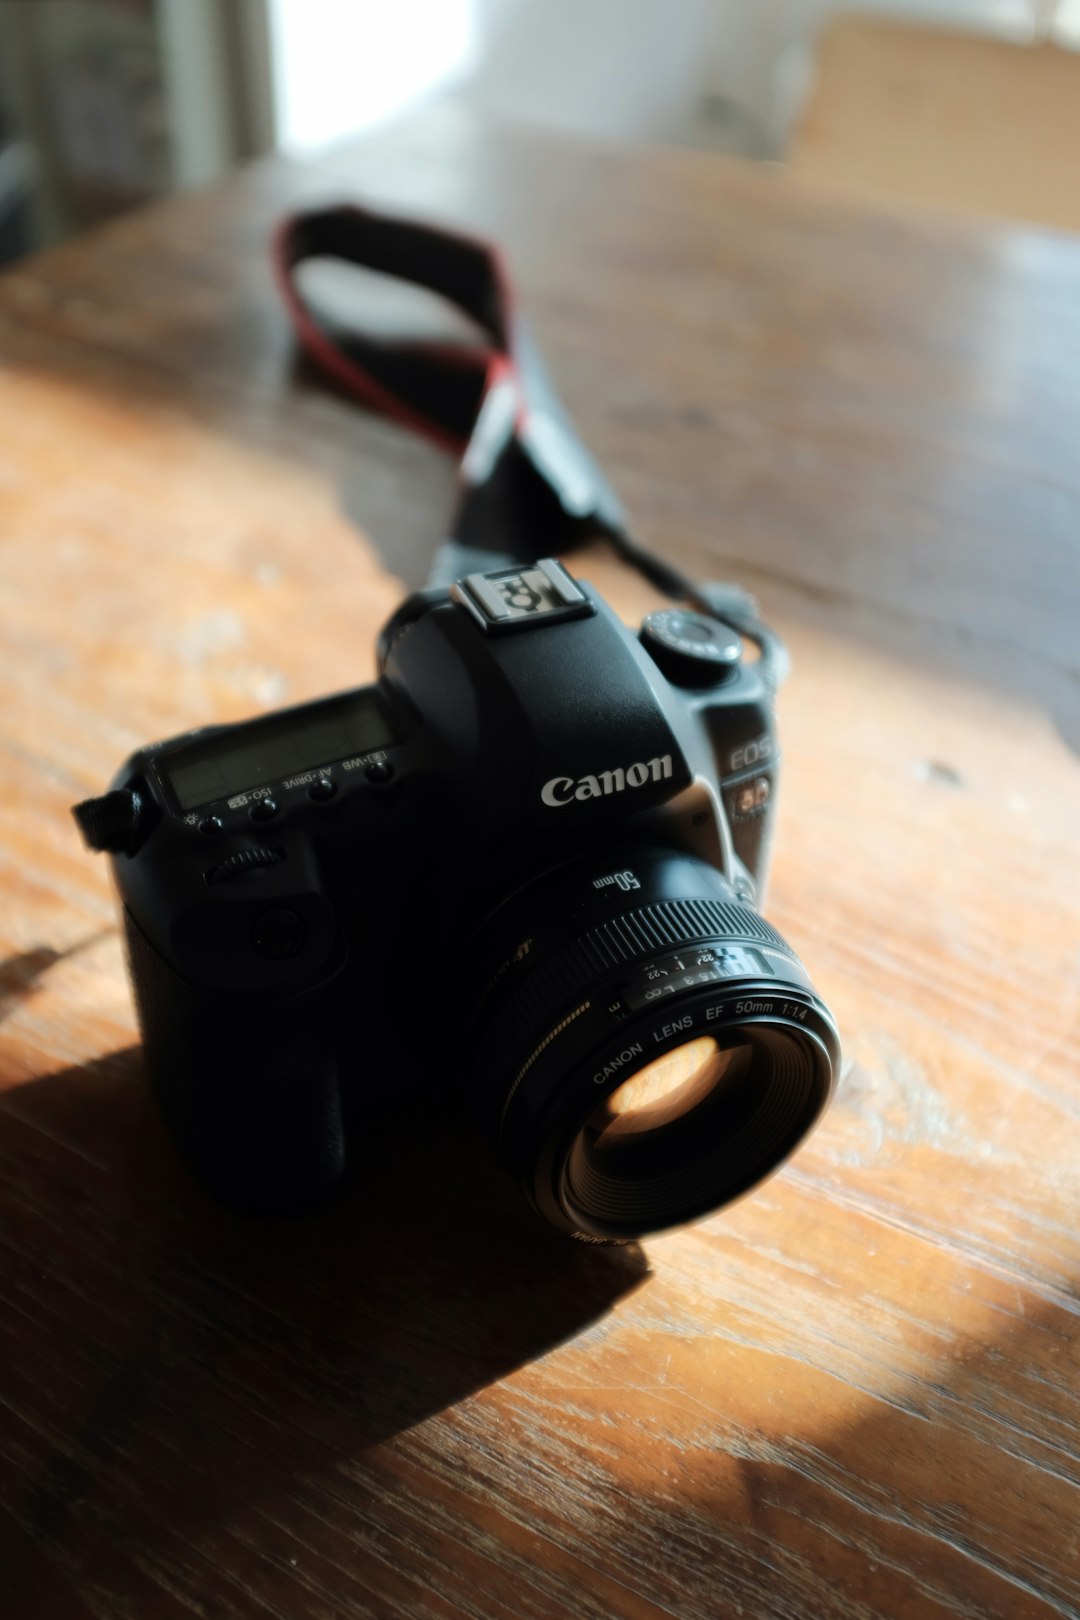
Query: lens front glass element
564,1026,821,1234
586,1037,752,1153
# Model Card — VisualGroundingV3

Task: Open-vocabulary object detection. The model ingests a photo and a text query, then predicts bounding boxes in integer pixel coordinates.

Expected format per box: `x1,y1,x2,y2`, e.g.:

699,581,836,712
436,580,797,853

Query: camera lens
467,850,839,1241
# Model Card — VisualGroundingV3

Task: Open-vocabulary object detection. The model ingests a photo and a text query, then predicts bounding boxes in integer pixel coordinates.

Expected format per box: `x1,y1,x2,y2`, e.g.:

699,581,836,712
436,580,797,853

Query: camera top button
250,798,279,822
640,610,742,687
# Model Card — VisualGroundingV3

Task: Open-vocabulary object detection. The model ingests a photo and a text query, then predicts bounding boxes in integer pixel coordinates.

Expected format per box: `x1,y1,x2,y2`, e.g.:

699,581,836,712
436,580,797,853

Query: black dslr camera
74,557,839,1240
74,201,840,1240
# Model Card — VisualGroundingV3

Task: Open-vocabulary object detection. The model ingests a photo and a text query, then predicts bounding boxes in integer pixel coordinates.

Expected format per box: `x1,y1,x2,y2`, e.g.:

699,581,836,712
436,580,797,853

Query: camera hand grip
123,909,345,1214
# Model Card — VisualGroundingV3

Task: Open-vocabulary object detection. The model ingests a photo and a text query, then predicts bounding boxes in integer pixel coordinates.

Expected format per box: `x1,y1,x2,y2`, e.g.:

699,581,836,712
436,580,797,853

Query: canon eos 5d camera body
75,560,839,1240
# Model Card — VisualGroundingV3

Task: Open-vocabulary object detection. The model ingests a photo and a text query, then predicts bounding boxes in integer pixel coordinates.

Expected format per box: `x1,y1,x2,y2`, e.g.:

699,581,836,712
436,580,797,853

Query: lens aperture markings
623,943,778,1012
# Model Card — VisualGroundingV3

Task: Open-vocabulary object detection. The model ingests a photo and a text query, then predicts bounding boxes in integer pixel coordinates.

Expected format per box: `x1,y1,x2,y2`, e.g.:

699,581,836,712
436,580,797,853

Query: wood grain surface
792,16,1080,234
1,103,1078,1620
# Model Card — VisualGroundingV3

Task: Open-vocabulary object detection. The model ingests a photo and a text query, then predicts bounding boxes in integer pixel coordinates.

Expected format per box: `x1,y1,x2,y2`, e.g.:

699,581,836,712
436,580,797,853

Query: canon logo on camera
541,754,673,808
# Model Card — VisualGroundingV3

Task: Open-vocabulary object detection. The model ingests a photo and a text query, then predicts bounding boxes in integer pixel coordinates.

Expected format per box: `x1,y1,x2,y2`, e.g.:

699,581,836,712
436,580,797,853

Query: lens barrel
466,849,838,1241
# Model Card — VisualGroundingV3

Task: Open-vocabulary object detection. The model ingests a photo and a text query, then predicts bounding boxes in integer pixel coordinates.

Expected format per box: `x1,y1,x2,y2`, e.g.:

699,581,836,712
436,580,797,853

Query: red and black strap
273,202,627,573
272,201,785,685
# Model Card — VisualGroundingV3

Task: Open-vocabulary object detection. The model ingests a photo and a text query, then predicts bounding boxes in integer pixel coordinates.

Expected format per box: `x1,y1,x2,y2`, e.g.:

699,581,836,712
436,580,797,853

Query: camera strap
274,203,786,686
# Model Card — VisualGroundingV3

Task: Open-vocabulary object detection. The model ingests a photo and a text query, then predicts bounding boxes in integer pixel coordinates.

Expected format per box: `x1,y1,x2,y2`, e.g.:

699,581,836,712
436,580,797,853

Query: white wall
469,0,720,143
468,0,1061,152
265,0,1070,160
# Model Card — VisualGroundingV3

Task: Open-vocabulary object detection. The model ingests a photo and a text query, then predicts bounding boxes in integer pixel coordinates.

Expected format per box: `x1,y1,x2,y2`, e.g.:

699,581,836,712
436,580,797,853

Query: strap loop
273,201,786,687
274,203,624,559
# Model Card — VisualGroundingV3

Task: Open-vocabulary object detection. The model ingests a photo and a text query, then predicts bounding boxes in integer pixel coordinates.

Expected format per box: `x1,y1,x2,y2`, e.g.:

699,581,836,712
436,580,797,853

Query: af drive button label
622,944,769,1013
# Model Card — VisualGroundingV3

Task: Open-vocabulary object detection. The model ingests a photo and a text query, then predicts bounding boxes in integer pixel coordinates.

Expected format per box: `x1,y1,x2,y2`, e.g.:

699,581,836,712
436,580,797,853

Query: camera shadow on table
0,1046,648,1617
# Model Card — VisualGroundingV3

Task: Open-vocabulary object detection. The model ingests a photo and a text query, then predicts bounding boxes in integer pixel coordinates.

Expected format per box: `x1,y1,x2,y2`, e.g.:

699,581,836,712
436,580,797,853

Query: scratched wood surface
1,103,1078,1620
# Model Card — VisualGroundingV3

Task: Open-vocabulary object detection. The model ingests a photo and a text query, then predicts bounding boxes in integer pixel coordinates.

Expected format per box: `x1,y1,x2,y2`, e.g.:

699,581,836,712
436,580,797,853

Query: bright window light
268,0,478,153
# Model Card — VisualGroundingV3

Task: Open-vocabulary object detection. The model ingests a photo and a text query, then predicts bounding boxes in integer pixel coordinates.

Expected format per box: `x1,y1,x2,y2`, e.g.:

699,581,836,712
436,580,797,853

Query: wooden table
2,103,1078,1620
792,16,1080,235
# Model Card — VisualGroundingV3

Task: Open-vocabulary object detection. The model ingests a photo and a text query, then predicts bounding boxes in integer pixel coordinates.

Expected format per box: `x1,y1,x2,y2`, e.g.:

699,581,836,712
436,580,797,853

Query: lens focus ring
474,894,800,1110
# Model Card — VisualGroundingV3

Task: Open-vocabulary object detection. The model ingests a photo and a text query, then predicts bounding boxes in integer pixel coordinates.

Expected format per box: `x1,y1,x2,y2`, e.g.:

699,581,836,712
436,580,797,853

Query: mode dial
640,610,742,687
